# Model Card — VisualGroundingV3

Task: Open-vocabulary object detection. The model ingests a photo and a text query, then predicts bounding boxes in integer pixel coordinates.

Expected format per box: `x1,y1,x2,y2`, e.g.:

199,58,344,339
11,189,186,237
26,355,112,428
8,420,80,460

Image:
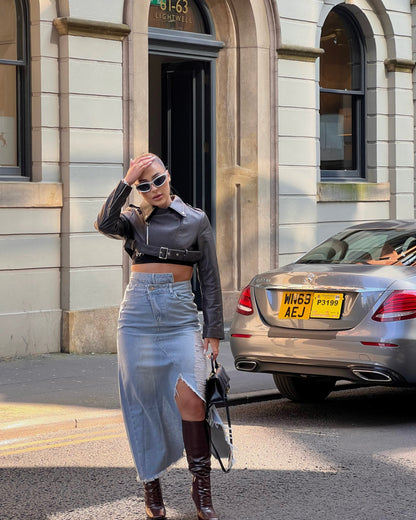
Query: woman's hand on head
204,338,220,361
124,154,155,185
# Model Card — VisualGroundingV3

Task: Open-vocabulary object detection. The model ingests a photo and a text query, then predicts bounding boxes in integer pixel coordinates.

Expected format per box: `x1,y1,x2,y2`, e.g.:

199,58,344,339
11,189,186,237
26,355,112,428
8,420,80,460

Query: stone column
277,45,323,266
384,58,415,219
53,13,130,353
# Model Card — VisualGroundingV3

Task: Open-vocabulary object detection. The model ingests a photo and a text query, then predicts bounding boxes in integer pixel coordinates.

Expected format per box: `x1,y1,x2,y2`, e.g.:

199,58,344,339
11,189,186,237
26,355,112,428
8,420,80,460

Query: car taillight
236,285,253,315
372,290,416,322
361,341,398,348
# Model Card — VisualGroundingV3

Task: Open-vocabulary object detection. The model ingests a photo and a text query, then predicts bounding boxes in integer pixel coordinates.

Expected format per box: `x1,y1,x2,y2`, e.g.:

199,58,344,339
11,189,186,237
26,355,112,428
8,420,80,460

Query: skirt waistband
129,272,175,284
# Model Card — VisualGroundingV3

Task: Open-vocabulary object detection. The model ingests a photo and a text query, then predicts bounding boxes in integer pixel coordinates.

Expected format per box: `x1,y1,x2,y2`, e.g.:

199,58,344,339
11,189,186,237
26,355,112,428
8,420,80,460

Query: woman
95,153,224,520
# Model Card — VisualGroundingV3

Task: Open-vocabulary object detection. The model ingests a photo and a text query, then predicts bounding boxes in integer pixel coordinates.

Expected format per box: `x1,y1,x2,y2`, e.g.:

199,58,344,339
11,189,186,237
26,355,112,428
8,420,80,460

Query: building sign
149,0,206,33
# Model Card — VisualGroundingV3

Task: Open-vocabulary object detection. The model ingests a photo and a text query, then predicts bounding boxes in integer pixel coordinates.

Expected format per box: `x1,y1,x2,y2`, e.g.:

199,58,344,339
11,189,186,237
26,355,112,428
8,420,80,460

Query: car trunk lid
252,264,416,330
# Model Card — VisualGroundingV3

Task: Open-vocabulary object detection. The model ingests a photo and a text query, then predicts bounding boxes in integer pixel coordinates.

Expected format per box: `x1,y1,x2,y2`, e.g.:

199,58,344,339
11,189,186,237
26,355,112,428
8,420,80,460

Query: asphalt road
2,344,416,519
1,385,416,520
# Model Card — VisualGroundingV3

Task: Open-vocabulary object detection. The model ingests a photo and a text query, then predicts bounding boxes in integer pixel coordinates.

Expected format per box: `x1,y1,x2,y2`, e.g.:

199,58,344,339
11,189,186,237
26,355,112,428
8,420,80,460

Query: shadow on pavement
230,385,416,429
1,461,416,520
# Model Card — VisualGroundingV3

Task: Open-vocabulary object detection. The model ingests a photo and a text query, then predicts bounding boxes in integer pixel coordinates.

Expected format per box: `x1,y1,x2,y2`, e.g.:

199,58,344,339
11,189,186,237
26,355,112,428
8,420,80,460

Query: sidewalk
0,342,278,439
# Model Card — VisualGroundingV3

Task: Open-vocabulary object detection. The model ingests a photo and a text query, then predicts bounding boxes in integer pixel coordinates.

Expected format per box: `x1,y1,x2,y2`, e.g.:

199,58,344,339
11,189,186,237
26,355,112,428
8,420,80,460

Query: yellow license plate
278,291,344,320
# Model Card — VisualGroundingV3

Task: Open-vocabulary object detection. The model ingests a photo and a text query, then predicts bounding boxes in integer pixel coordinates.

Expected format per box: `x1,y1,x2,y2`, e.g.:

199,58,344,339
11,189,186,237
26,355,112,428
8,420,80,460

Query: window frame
0,0,31,181
319,7,365,181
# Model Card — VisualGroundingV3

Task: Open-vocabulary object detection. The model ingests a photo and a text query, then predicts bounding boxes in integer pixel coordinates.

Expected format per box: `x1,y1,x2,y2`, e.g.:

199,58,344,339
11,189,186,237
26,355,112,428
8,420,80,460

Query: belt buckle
159,247,169,260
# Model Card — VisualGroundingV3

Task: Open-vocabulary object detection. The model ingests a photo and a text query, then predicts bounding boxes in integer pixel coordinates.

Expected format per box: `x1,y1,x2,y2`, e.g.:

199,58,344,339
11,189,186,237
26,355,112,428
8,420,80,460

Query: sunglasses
136,172,168,193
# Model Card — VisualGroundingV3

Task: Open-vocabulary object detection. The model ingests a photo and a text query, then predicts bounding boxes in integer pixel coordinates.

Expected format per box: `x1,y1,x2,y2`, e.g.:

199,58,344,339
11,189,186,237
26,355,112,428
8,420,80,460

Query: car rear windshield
297,229,416,265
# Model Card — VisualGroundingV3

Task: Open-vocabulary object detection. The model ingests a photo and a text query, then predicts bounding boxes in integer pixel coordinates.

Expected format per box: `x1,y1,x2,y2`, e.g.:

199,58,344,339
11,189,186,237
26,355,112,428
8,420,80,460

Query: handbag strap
209,397,233,473
210,354,219,373
207,354,233,473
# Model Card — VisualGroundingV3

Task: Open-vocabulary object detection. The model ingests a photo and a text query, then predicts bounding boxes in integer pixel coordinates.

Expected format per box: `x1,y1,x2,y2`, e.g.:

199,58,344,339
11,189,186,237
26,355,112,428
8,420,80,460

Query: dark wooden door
162,61,212,307
162,61,212,219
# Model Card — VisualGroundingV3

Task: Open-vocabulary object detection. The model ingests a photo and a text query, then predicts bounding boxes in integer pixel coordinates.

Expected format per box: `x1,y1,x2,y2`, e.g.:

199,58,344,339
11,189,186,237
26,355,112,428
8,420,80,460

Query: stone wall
1,0,415,357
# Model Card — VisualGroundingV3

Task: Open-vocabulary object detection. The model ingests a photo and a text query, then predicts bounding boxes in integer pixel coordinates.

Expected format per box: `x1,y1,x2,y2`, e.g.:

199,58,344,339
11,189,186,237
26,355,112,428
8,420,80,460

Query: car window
297,229,416,265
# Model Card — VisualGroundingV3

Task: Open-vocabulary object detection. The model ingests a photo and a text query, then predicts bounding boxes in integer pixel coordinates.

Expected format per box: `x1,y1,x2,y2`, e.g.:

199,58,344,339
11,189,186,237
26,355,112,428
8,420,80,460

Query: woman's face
138,162,171,208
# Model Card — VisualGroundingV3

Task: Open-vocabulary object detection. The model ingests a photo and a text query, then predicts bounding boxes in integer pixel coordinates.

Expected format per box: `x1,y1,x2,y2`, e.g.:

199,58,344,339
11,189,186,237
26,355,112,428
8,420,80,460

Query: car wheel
273,374,336,402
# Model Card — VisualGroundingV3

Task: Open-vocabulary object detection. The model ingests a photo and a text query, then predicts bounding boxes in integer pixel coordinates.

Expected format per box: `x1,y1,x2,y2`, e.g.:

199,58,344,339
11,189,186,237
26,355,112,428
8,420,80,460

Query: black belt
127,240,201,263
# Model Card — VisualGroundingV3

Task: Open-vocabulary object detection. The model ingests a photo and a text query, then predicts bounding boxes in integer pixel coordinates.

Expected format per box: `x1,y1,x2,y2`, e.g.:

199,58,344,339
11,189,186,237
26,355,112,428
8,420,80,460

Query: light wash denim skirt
117,272,208,482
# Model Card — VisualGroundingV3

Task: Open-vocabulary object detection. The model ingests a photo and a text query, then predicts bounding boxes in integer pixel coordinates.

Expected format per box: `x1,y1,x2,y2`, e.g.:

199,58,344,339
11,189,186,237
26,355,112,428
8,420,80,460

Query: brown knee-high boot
143,479,166,519
182,420,219,520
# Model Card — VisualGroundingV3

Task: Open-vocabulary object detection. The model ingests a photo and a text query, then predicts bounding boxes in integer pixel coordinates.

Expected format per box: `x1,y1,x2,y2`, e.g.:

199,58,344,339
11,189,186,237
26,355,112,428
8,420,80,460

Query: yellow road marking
0,432,126,457
0,427,122,449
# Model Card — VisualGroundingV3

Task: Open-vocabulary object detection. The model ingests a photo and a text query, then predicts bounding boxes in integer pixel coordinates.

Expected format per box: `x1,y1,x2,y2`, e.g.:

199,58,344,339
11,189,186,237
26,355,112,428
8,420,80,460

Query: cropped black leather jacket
95,180,224,339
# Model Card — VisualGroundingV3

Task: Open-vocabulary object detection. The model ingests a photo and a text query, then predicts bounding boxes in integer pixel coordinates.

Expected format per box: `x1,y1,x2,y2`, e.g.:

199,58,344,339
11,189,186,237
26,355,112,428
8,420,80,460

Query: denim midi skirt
117,272,208,482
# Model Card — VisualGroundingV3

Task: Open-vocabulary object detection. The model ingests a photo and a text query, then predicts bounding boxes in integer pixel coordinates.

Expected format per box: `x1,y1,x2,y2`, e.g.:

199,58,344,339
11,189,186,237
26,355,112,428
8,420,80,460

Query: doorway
149,55,214,305
148,55,212,220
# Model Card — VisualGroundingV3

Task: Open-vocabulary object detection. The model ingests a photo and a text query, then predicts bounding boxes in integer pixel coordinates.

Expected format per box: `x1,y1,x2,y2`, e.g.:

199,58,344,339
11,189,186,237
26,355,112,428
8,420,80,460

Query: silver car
230,220,416,401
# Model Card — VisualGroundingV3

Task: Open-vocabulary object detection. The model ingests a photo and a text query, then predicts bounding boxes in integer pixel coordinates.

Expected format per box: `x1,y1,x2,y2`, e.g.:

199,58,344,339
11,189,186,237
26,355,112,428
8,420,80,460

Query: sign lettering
160,0,189,14
149,0,205,34
154,12,193,24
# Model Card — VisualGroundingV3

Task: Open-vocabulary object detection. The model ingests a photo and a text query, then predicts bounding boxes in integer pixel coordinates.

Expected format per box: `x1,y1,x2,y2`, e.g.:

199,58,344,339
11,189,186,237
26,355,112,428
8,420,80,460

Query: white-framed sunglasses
136,171,168,193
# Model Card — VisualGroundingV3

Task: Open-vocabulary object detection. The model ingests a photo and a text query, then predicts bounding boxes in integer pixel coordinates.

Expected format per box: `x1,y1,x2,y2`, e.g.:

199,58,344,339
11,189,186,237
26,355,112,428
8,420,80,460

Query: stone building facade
1,0,415,357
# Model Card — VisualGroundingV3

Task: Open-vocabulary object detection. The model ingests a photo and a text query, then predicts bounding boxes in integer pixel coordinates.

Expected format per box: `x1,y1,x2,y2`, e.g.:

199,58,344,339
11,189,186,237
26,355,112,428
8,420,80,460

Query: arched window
0,0,30,180
149,0,210,34
320,7,364,179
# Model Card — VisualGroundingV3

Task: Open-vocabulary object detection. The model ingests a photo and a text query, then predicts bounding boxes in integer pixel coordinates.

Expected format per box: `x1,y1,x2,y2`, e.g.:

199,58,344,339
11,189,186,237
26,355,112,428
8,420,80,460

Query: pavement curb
227,389,281,406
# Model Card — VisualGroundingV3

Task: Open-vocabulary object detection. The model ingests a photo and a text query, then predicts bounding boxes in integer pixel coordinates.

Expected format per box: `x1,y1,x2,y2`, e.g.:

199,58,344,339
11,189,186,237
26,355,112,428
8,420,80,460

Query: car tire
273,374,336,402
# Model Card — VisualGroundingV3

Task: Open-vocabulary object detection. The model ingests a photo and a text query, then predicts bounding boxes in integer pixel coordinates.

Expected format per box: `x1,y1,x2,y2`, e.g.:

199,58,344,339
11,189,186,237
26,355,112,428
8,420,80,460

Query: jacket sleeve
196,213,224,339
95,180,132,239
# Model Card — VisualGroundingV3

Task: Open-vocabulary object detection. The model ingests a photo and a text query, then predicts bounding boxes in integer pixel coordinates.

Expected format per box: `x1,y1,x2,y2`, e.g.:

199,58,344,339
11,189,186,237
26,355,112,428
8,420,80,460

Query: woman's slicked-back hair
153,156,166,171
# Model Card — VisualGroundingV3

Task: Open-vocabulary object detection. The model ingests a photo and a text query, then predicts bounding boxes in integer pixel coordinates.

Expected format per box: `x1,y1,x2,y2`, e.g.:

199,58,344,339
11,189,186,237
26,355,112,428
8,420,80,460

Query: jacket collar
140,195,187,221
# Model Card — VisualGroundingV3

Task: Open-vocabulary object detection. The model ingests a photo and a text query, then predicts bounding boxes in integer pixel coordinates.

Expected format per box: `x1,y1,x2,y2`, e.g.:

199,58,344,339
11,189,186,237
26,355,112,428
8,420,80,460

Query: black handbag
206,355,234,473
206,355,230,406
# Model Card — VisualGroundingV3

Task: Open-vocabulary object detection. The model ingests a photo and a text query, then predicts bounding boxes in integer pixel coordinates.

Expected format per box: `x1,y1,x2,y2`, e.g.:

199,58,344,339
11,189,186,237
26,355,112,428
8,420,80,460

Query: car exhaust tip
352,369,392,383
235,360,258,371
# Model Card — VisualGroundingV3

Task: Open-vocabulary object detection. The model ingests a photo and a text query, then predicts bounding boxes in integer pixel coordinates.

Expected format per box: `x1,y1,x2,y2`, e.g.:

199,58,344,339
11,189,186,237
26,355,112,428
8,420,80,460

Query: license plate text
278,291,344,320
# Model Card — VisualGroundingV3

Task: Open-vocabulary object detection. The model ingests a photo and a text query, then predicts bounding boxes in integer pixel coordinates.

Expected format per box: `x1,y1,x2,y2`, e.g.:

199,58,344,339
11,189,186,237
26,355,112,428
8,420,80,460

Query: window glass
0,65,17,167
320,11,361,91
149,0,207,33
297,229,416,266
0,0,17,60
320,92,354,171
320,8,364,179
0,0,30,178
